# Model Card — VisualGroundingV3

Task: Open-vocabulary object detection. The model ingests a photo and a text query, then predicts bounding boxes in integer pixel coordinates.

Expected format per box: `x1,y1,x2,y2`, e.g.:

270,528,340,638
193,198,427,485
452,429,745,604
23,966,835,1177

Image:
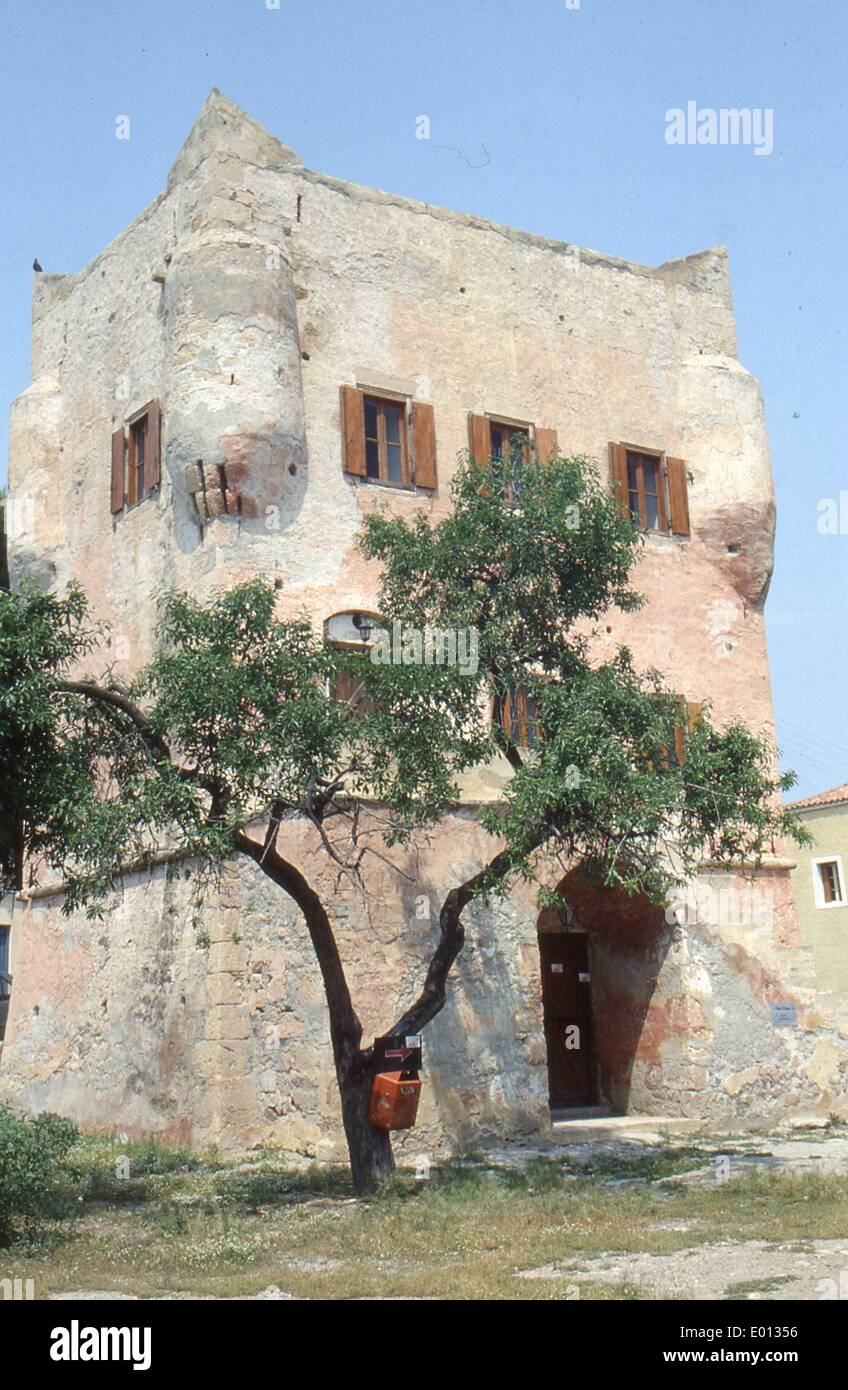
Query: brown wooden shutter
468,413,492,495
666,456,690,537
609,442,629,519
145,401,161,491
673,718,687,768
341,386,366,477
468,413,492,468
127,427,138,507
535,427,558,466
672,701,703,765
412,402,437,489
111,428,125,513
686,701,703,731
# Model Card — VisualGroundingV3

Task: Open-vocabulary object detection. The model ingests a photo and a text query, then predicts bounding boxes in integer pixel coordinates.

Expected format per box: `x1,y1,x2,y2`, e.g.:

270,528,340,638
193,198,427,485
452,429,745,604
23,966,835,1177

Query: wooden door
539,933,596,1107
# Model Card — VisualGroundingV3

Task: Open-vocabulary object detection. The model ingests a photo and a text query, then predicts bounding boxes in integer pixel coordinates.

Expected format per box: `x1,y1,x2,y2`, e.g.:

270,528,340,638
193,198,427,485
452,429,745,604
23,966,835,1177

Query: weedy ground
2,1131,848,1300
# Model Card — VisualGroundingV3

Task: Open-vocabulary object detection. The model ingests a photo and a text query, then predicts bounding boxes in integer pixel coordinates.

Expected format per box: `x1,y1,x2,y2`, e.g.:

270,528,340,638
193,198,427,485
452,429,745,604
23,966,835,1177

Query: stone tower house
3,91,845,1158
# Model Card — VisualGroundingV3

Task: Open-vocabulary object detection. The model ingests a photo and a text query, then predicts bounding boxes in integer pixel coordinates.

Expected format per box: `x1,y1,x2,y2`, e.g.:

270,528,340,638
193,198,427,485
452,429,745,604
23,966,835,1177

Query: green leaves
0,1105,81,1242
361,451,802,905
362,452,643,684
1,451,804,920
139,581,344,818
0,583,104,892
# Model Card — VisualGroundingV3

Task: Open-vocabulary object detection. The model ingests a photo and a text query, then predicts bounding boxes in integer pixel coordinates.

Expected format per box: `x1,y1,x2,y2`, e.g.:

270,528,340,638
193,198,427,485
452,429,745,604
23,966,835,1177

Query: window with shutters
627,450,666,532
325,610,384,715
130,415,148,505
495,682,541,748
364,396,408,485
111,401,161,514
813,857,846,909
609,442,690,538
340,387,437,490
490,422,530,502
468,415,557,501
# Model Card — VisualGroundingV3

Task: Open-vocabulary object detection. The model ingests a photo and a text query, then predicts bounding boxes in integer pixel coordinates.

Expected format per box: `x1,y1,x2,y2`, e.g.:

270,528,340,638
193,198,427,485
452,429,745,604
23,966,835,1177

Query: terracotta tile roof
785,782,848,812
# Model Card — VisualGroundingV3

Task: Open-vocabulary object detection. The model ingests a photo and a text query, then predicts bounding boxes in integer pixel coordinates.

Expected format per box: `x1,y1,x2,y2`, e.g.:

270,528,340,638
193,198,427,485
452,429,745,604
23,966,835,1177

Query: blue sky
1,0,846,797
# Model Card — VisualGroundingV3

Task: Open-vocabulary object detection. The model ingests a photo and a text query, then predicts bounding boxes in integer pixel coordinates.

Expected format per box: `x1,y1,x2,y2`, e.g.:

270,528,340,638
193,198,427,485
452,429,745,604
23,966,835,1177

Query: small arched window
324,611,385,714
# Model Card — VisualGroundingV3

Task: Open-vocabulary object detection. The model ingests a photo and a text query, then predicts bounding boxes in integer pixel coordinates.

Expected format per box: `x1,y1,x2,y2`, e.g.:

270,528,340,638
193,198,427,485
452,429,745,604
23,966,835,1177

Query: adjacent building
786,784,848,1000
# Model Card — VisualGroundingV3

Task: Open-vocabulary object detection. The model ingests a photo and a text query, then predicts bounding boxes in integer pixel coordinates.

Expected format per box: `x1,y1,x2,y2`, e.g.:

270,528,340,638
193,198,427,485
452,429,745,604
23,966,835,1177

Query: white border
812,854,846,909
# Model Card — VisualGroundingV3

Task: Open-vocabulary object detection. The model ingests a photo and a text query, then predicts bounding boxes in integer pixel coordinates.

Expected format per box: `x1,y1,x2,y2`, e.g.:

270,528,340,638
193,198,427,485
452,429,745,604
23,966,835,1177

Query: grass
724,1275,796,1300
1,1135,846,1300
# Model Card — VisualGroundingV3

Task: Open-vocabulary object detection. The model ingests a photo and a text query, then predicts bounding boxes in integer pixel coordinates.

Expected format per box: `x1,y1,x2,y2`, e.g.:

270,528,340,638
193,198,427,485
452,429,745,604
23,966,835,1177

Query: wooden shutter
127,426,138,507
686,701,703,732
672,701,703,765
609,442,629,519
145,401,161,491
673,717,687,768
412,402,437,489
468,413,492,468
666,457,690,537
341,386,366,477
111,428,125,513
535,427,558,466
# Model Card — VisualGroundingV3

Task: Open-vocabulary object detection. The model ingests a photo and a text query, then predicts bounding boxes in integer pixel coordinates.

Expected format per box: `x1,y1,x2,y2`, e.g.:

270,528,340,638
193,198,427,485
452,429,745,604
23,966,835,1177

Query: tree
0,584,102,893
1,451,806,1191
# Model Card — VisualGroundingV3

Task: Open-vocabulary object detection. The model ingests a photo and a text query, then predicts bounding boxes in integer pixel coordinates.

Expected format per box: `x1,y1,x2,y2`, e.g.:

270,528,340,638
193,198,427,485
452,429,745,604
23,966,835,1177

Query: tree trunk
338,1061,396,1194
235,832,396,1195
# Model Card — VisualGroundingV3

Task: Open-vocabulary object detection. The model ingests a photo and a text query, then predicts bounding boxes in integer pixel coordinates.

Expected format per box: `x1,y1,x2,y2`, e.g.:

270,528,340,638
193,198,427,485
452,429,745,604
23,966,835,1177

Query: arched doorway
537,870,672,1115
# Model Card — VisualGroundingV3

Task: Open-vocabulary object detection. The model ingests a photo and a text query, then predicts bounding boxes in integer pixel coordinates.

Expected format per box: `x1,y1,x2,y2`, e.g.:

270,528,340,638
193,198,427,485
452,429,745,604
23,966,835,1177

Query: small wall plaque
771,1002,797,1027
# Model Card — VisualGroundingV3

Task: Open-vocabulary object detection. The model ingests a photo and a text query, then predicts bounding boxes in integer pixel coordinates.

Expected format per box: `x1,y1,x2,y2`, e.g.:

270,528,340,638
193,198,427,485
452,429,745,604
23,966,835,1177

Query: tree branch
56,681,173,766
233,829,363,1066
56,679,211,792
387,843,528,1039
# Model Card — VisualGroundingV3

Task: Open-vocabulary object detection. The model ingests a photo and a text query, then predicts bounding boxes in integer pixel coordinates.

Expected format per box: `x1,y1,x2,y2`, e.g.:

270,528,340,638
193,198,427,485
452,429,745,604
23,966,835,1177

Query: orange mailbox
368,1071,422,1131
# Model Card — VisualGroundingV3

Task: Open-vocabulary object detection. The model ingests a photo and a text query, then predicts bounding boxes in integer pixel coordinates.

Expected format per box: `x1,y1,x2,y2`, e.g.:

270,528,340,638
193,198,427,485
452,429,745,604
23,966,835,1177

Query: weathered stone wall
9,89,778,734
3,827,845,1155
4,90,846,1151
1,816,549,1157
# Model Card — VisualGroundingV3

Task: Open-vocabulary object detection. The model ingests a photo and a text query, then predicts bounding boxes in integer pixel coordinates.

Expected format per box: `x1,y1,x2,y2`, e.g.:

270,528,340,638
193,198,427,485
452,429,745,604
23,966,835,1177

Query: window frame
624,444,669,534
128,413,149,508
114,400,161,513
610,441,690,539
362,393,411,489
495,680,541,749
812,855,846,909
487,416,532,504
325,610,384,714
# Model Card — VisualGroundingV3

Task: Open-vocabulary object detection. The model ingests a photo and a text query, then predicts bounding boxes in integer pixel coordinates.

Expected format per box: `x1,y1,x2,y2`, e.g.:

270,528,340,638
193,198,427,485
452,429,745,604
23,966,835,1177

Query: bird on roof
32,258,43,272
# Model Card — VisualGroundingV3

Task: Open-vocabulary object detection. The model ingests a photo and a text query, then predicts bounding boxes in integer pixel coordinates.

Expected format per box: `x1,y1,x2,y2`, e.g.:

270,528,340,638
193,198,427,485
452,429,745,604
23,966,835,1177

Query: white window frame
812,854,846,909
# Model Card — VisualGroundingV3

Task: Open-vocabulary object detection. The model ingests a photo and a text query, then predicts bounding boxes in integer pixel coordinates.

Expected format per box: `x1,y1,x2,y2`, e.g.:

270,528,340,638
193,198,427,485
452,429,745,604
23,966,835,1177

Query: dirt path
519,1238,848,1300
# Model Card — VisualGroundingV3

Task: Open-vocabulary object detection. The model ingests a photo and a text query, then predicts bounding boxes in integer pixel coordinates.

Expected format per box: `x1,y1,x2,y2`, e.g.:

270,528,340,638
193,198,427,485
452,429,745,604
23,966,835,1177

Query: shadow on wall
546,870,675,1116
391,863,677,1147
396,870,546,1152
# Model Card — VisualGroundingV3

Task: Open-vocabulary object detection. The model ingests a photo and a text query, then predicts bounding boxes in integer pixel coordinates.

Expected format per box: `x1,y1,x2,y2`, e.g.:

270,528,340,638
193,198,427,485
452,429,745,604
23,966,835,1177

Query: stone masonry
2,91,846,1160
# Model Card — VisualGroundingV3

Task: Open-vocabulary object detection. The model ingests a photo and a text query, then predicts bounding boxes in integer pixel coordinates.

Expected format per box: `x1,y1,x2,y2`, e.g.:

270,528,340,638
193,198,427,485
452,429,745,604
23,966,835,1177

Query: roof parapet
167,87,302,189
